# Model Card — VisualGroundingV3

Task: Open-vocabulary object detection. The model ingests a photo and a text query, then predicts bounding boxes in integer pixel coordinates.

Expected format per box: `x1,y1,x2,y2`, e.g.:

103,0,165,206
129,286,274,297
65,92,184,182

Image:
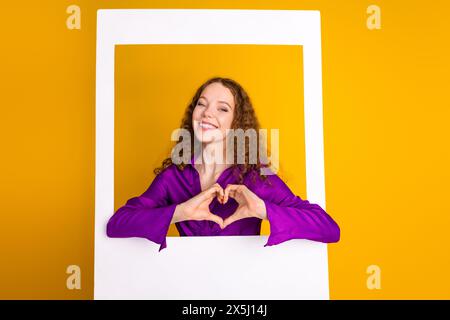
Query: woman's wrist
171,203,187,224
255,199,268,220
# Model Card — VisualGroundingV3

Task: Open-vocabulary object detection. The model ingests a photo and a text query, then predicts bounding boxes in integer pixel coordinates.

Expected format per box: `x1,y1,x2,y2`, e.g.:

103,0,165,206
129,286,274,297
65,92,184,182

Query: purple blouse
106,159,340,251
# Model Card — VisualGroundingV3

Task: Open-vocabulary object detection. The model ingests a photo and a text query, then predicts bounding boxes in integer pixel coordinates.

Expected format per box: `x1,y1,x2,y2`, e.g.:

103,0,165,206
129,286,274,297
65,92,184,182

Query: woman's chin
193,134,211,144
199,138,215,144
194,131,222,144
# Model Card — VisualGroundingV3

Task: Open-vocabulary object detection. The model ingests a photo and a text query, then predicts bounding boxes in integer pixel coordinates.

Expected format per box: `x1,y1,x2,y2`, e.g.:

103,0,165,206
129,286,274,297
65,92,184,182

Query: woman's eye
219,107,229,112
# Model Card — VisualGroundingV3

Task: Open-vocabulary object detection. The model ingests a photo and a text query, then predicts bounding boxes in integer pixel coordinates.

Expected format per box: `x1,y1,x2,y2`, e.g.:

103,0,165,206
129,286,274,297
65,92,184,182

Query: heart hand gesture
221,184,267,229
173,183,225,228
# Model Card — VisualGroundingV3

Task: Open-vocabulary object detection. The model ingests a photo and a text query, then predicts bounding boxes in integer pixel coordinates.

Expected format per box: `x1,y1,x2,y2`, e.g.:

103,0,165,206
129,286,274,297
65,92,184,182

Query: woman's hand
172,183,225,228
222,184,267,229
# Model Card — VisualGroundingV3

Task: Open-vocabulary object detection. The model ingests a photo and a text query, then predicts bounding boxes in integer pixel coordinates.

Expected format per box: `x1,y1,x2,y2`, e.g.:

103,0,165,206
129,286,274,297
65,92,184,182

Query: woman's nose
203,105,214,117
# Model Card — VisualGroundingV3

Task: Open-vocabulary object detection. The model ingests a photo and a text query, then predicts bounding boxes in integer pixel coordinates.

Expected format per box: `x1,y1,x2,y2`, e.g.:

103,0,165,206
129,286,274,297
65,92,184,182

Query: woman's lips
199,121,218,131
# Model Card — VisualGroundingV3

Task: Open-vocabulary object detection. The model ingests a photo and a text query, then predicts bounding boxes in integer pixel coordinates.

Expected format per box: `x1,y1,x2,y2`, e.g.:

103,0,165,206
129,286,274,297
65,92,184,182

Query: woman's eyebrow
218,100,232,109
199,96,233,109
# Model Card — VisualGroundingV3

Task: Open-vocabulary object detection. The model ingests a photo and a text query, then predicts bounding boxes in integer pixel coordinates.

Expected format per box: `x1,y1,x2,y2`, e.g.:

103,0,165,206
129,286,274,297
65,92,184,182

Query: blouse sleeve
106,170,177,252
260,174,340,247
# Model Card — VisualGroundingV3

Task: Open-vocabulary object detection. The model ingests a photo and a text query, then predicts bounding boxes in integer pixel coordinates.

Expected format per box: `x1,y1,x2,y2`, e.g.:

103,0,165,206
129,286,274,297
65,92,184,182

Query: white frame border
95,9,327,298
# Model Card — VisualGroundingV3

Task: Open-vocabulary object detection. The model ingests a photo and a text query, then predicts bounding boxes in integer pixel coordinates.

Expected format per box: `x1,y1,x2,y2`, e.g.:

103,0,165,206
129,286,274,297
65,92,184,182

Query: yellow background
1,0,449,299
115,44,305,237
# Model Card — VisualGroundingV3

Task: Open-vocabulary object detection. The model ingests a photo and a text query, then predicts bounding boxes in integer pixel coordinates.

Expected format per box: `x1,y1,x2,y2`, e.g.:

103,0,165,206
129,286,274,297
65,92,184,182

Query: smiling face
154,77,267,179
192,82,235,145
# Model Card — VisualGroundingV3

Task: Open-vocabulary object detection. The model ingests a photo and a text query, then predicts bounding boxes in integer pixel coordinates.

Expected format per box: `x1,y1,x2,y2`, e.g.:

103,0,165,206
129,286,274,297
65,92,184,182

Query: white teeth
200,122,217,129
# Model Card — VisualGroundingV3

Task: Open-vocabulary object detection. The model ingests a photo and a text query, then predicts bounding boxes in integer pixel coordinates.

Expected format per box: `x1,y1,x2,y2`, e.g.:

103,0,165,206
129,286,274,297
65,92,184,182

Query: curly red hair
154,77,272,185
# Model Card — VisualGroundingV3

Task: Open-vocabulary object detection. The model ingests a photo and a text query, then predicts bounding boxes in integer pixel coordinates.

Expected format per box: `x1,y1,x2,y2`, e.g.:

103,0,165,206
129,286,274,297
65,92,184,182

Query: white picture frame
95,9,329,300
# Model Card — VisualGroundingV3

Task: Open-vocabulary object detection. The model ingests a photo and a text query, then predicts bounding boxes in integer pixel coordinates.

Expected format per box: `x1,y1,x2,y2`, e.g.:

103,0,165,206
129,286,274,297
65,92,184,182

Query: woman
106,77,340,251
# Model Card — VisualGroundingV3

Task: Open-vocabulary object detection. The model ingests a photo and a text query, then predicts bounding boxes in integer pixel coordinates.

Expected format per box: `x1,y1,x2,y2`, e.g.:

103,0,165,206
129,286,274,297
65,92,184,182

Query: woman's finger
210,183,225,204
223,184,240,204
223,207,245,228
199,183,223,202
217,185,225,203
206,213,224,229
